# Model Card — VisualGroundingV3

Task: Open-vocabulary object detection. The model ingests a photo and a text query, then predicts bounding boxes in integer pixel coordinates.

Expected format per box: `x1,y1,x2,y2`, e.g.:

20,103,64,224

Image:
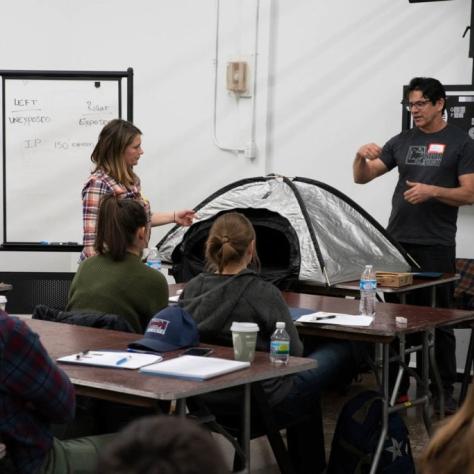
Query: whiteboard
2,78,121,245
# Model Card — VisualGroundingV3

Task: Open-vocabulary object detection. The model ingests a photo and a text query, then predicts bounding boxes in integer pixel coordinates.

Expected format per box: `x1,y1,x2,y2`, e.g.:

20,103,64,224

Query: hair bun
221,236,230,244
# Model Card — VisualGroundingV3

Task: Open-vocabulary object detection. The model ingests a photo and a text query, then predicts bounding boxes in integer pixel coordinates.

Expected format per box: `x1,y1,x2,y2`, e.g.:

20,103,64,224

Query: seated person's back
179,212,326,473
67,194,168,333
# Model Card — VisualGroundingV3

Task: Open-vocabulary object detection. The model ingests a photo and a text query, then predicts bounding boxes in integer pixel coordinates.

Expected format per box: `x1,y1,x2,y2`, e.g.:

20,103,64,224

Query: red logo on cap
148,318,169,335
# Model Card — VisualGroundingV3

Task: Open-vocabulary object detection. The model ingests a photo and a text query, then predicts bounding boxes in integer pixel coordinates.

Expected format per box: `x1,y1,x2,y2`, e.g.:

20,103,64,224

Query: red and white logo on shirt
427,143,445,154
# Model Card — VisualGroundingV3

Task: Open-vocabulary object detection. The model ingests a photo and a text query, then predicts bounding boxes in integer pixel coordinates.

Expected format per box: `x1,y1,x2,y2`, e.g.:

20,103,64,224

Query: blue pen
116,356,130,366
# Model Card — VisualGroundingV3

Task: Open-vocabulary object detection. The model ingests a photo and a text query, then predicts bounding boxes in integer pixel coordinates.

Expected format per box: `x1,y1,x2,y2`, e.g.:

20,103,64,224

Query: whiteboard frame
0,68,134,252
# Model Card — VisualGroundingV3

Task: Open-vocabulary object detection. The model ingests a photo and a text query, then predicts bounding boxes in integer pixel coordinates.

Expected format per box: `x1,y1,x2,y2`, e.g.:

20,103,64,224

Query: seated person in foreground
97,415,228,474
420,384,474,473
67,194,168,333
0,309,112,474
179,212,327,473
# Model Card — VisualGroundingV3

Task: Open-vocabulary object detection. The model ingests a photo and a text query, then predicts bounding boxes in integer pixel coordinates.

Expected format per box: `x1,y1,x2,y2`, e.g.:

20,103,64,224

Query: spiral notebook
57,351,162,369
140,355,250,380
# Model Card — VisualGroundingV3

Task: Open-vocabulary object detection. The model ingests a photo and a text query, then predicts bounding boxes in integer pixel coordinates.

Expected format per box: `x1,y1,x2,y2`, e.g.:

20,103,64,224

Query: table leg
370,343,389,474
175,399,187,416
241,383,251,473
428,329,444,418
430,286,436,308
459,326,474,405
390,334,406,406
422,331,433,435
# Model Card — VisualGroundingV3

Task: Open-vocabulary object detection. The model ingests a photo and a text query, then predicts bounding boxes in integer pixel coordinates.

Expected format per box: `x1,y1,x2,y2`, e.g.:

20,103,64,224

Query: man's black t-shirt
379,124,474,246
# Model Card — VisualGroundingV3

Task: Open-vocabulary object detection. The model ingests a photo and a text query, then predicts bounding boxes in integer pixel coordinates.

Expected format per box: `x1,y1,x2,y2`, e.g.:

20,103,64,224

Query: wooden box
375,272,413,288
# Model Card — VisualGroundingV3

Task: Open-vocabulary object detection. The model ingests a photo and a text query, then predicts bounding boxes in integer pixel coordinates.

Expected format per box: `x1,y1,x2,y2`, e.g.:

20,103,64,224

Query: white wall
0,0,472,271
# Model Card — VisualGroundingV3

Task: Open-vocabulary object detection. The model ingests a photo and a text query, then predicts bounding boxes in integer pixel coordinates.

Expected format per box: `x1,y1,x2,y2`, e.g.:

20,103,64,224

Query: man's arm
404,173,474,207
353,143,389,184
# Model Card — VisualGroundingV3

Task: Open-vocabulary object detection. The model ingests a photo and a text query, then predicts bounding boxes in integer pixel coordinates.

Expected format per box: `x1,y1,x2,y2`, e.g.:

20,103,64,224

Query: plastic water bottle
359,264,377,316
270,322,290,365
146,248,161,271
0,295,7,312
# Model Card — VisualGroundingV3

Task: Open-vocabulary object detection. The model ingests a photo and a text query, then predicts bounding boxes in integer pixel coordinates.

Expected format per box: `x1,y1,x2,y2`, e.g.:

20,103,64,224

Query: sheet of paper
57,351,162,369
168,295,180,303
296,311,374,327
140,355,250,380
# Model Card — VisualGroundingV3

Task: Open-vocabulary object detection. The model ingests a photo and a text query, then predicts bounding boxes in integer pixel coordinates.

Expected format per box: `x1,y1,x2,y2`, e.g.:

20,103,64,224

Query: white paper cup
230,322,259,362
0,295,7,312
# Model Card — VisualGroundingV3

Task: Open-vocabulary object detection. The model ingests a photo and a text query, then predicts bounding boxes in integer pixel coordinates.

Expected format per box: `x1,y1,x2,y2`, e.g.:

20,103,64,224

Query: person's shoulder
130,257,167,285
240,271,277,294
386,127,416,144
78,254,101,269
444,123,472,141
0,312,35,343
83,170,114,193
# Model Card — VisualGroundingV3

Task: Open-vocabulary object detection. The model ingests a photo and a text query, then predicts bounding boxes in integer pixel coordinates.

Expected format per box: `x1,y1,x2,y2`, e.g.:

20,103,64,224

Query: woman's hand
174,209,196,226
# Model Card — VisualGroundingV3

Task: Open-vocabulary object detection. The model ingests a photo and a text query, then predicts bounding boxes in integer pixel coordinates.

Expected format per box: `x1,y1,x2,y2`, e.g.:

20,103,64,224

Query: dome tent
157,175,413,288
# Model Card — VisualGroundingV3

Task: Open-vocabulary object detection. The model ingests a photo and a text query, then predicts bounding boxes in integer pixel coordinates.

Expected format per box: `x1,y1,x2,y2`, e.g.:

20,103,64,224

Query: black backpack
327,390,416,474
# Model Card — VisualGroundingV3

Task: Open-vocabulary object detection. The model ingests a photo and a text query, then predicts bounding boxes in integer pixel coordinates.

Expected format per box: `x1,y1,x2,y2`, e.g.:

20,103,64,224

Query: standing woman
81,118,194,260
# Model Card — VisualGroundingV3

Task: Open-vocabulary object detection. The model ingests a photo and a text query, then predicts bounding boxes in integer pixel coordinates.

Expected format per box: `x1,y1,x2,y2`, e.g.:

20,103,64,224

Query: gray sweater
180,269,304,405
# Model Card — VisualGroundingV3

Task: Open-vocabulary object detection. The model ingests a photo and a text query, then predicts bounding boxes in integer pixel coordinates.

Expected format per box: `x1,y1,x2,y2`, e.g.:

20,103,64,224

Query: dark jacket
32,305,134,332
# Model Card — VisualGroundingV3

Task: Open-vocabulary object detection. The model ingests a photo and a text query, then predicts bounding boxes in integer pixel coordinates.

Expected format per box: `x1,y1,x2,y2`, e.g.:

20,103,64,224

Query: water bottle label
271,341,289,355
146,260,161,270
360,279,377,290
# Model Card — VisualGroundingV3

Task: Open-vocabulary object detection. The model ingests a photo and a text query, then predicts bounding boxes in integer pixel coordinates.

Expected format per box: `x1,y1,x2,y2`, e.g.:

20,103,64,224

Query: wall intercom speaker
226,61,248,93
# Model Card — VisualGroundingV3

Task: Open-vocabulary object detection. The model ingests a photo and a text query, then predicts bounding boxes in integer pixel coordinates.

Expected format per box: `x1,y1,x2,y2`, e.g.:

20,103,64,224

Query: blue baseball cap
128,306,199,353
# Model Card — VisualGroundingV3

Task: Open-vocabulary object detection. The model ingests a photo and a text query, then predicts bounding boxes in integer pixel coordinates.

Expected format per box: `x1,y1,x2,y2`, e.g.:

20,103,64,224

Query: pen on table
115,356,130,366
313,315,337,321
76,350,89,360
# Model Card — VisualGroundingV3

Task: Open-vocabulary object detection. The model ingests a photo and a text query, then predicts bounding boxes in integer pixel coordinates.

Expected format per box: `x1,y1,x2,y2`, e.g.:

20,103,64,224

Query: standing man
353,77,474,413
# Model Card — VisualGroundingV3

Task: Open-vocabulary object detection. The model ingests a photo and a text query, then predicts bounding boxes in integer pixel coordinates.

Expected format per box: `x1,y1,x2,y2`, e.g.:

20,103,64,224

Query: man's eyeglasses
404,99,431,112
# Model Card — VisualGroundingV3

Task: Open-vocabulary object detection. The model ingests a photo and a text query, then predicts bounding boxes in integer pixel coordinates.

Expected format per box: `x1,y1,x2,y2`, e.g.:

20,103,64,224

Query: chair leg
459,327,474,405
251,383,295,474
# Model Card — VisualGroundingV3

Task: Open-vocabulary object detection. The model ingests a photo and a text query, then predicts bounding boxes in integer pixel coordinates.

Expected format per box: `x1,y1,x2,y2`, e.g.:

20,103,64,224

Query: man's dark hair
97,415,228,474
407,77,446,112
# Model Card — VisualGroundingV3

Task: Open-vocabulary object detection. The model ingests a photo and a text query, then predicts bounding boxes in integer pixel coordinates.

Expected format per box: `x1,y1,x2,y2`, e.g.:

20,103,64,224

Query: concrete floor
214,373,452,473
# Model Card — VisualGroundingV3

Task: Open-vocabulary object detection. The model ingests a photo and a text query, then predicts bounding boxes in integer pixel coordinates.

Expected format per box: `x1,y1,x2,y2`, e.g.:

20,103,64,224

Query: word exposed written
8,98,113,127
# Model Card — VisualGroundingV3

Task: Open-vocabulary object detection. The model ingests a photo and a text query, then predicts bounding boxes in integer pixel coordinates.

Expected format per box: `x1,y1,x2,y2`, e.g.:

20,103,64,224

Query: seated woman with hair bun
67,194,168,333
179,211,328,473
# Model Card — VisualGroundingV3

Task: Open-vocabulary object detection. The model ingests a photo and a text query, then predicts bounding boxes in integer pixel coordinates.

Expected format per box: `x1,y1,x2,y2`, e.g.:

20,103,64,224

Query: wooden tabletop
295,273,459,297
26,319,316,407
283,291,474,343
169,283,474,344
334,272,459,293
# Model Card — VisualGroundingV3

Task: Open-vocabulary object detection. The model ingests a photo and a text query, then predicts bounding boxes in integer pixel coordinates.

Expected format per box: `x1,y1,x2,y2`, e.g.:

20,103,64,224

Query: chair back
454,259,474,309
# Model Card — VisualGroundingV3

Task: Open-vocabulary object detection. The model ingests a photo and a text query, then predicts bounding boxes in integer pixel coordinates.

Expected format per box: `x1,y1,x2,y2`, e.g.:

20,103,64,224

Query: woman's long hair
420,385,474,473
91,119,142,187
205,212,260,274
95,194,147,261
